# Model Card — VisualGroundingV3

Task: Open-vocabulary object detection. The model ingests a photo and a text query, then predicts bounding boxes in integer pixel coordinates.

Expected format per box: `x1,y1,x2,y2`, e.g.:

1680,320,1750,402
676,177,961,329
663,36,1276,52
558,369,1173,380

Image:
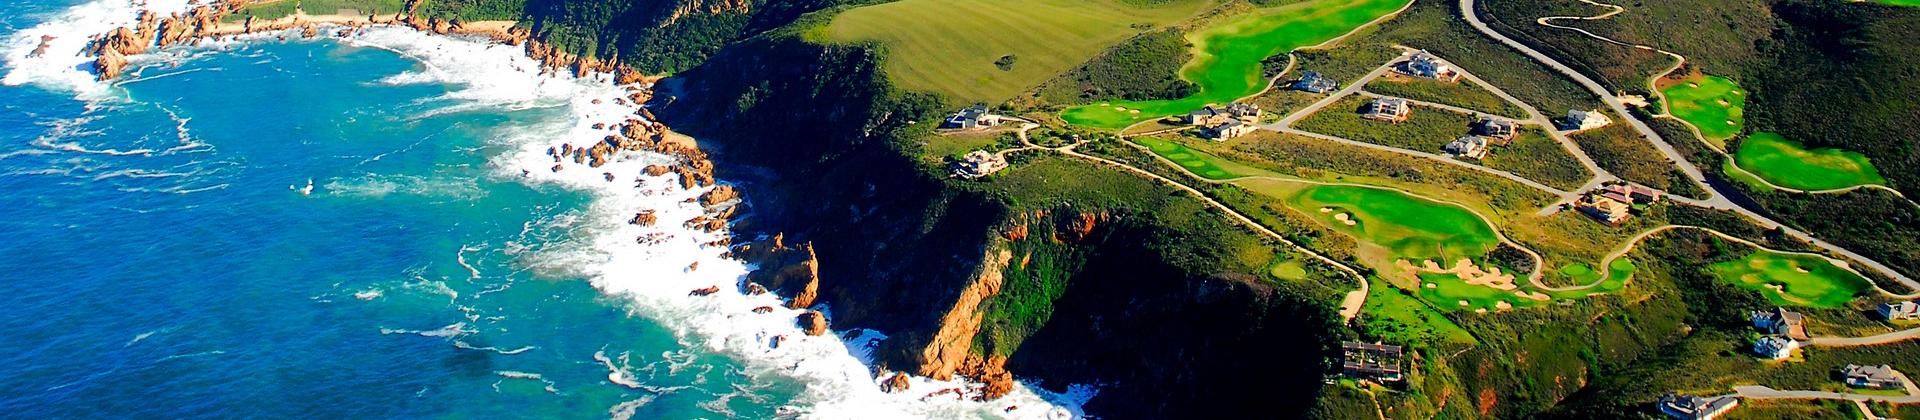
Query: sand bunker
1334,213,1357,226
1495,301,1513,310
1716,99,1731,106
1687,82,1700,88
1319,207,1333,213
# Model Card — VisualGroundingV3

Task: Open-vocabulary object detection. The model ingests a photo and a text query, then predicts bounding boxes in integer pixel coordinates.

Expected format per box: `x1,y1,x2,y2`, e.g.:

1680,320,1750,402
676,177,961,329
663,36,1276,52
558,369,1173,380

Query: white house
952,150,1007,179
1879,300,1920,321
1658,393,1740,420
1444,136,1491,159
1752,335,1798,360
1752,307,1810,340
1399,51,1461,82
1562,109,1612,131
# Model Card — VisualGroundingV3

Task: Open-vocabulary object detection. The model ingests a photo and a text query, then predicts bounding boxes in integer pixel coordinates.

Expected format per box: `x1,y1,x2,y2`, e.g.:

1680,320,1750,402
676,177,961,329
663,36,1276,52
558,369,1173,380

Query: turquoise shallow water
0,3,802,417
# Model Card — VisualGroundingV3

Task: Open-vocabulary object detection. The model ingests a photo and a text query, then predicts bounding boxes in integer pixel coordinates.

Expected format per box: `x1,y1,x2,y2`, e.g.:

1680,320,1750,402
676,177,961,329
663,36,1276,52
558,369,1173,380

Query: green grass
1286,184,1499,262
1661,74,1746,144
1416,272,1542,312
1732,132,1886,191
1364,76,1528,118
226,0,409,22
1709,251,1872,308
1060,0,1409,128
1270,258,1310,280
1132,136,1264,179
1293,95,1478,152
1360,279,1480,347
1873,0,1920,6
1481,127,1593,191
824,0,1208,104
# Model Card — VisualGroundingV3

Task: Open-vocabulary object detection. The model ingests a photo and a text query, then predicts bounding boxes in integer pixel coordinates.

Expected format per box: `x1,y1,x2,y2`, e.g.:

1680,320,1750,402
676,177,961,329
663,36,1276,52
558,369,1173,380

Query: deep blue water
0,2,802,417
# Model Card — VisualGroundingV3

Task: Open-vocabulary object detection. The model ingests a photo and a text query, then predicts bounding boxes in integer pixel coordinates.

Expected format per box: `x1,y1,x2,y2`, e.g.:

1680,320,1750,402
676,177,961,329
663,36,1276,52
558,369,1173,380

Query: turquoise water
0,3,803,417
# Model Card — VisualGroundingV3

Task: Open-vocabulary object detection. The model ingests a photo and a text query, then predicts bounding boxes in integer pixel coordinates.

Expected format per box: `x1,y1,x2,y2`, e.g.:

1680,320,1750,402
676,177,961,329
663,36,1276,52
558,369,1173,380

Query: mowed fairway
1061,0,1409,128
1133,136,1262,179
1287,185,1499,262
1709,251,1872,308
1662,75,1745,143
824,0,1208,104
1733,132,1885,190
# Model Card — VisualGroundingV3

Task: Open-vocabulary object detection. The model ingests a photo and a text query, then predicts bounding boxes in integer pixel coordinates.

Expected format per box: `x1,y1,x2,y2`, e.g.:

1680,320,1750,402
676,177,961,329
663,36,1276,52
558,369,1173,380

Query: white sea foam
5,2,1093,416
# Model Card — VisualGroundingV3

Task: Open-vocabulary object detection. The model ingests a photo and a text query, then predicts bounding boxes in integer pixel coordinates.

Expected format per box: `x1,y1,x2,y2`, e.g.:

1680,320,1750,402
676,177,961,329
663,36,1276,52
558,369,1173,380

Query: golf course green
1418,272,1543,312
1060,0,1408,128
1661,75,1745,142
1288,185,1499,262
1709,251,1872,308
1733,132,1885,191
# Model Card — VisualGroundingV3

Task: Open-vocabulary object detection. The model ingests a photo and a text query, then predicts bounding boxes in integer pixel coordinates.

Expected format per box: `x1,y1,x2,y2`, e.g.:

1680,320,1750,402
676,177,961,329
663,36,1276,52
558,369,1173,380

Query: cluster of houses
1751,307,1811,360
1576,183,1662,225
1187,103,1262,140
940,104,1007,130
951,150,1007,180
1396,51,1462,83
1880,300,1920,321
1444,116,1519,159
1339,341,1404,384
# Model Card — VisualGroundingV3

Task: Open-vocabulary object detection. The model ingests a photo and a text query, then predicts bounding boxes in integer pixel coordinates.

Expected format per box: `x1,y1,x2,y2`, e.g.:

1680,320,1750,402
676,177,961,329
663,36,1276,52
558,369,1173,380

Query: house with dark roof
1226,103,1262,123
1752,307,1810,341
1576,193,1632,226
1362,97,1411,123
1292,70,1338,94
1202,119,1256,140
1188,105,1231,126
941,104,1003,130
1475,116,1518,143
1601,183,1663,204
1878,300,1919,321
1341,341,1404,382
1841,364,1906,390
1658,393,1740,420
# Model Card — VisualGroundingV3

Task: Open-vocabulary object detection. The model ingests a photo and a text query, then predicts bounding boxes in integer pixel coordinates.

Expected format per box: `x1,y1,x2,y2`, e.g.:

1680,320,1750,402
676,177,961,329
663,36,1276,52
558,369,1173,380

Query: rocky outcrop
917,248,1010,380
688,285,719,296
797,310,828,336
881,372,911,393
957,355,1015,401
736,234,821,309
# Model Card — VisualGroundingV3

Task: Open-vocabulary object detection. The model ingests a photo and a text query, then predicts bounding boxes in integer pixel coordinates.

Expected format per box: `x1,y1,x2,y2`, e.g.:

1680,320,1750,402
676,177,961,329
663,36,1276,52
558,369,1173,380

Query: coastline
46,0,1091,417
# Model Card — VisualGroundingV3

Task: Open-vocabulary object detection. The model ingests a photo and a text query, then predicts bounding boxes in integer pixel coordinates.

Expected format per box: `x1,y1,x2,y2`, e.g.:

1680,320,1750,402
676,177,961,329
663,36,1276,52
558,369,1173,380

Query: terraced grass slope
1734,132,1886,191
1662,75,1746,143
823,0,1209,104
1061,0,1409,128
1709,251,1872,308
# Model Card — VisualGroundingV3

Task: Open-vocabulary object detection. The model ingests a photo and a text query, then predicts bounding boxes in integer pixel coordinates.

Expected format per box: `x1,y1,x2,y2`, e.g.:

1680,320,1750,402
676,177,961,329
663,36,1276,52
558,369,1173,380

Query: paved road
1457,0,1920,292
1808,326,1920,347
1735,385,1920,404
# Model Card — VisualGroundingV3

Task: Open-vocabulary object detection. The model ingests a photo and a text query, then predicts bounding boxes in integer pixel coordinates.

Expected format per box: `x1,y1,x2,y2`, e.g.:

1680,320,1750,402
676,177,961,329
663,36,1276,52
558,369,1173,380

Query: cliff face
519,0,846,74
663,34,1342,417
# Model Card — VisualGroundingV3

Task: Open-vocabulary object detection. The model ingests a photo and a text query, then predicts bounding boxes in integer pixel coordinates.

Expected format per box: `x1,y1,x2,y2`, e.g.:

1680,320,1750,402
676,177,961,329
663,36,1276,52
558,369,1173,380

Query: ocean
0,1,1084,418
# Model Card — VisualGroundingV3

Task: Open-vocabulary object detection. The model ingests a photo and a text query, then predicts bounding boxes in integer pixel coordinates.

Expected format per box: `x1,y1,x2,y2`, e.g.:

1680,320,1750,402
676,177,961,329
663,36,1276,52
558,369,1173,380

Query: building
941,104,1003,130
1576,194,1632,225
1341,341,1404,383
1445,136,1491,159
1362,97,1412,123
951,150,1007,179
1841,364,1906,390
1226,103,1262,123
1188,105,1232,126
1753,335,1799,360
1475,117,1518,143
1601,183,1663,204
1658,393,1740,420
1878,300,1920,321
1202,119,1257,140
1562,109,1612,131
1398,51,1462,82
1292,70,1338,93
1752,307,1811,340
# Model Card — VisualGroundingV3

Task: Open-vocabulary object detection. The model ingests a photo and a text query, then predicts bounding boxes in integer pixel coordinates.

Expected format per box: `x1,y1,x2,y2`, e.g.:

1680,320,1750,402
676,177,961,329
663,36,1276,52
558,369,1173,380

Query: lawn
824,0,1209,104
1363,76,1528,118
1708,251,1872,308
1293,95,1478,152
1661,74,1746,144
1360,279,1480,347
1732,132,1885,191
1417,272,1544,312
1060,0,1410,128
1132,136,1264,180
1285,184,1500,262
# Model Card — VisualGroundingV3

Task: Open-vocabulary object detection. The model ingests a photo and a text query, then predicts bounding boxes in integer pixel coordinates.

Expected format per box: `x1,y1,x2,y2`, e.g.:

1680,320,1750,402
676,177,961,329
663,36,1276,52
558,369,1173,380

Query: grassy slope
1061,0,1410,128
1733,132,1885,191
824,0,1209,104
1481,127,1591,191
1294,95,1477,151
1364,76,1528,118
